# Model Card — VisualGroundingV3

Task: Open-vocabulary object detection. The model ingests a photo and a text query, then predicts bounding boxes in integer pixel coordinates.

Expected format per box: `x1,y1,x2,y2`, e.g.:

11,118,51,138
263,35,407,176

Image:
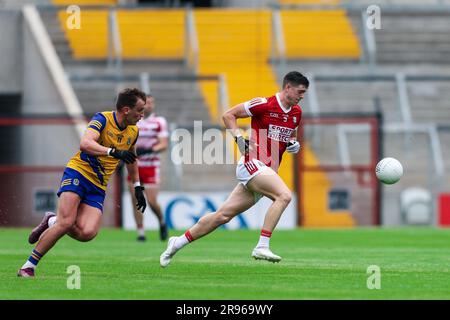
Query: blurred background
0,0,449,230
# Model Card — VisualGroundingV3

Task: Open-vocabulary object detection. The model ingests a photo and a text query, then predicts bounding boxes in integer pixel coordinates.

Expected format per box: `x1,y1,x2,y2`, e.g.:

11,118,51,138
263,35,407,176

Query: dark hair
116,88,146,110
282,71,309,89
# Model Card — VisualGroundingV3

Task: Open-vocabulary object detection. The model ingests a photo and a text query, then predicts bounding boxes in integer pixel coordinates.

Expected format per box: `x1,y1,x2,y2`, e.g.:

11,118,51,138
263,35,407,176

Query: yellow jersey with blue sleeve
66,111,138,190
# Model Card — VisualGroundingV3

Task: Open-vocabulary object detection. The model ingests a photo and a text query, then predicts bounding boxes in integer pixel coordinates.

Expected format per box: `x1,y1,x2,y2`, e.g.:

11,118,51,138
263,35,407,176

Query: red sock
185,230,194,242
261,229,272,238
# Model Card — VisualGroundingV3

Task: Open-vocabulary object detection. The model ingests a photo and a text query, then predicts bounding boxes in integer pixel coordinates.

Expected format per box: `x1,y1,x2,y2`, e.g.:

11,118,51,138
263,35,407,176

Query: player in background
17,88,147,277
128,95,169,242
160,71,308,267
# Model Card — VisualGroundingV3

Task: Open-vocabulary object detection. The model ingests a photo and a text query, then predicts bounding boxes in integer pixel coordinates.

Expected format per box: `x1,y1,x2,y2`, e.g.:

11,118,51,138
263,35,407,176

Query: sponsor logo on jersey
270,113,279,118
268,124,294,143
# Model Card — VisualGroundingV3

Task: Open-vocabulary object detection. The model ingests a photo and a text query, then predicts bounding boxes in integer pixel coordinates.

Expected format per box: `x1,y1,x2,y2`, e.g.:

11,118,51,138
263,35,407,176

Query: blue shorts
57,168,106,212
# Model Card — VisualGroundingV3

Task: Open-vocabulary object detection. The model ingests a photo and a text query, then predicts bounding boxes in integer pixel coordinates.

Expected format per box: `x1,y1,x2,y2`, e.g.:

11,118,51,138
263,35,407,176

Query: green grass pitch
1,227,449,299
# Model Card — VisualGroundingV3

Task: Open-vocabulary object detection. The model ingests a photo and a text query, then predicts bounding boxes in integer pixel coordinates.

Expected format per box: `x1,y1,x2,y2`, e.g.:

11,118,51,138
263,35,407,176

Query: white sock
174,234,190,251
138,228,145,237
256,229,272,248
22,260,36,269
48,216,57,228
256,235,270,248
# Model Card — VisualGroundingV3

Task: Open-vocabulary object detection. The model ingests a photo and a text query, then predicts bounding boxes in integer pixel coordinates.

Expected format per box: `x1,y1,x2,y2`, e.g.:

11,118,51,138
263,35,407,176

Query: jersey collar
113,112,127,131
276,92,292,114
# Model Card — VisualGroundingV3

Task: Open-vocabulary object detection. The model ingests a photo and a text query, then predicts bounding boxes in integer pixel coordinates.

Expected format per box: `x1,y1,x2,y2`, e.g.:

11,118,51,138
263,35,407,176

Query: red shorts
127,166,160,185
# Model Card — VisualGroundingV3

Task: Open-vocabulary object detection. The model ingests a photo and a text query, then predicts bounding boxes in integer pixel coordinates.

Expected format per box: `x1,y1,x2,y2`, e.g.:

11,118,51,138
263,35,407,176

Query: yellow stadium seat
59,10,109,59
59,9,185,60
279,0,339,5
117,10,185,59
53,0,117,5
281,10,361,59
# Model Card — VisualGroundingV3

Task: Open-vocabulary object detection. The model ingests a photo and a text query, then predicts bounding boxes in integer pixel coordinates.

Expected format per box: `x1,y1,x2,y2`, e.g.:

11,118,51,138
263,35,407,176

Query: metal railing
184,7,199,74
271,9,286,70
107,8,123,76
306,73,450,185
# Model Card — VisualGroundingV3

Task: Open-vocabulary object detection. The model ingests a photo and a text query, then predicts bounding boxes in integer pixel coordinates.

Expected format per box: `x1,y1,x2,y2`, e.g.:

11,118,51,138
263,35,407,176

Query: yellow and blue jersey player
18,88,148,277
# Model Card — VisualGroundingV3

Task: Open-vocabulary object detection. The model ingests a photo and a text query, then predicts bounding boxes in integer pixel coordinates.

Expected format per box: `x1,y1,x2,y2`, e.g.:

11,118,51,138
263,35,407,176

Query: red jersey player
160,71,308,266
128,95,169,241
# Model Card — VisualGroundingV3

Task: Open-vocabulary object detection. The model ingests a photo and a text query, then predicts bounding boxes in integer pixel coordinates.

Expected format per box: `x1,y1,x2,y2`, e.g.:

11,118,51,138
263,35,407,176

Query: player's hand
108,148,137,164
136,147,154,157
234,136,249,156
286,140,300,154
134,185,146,213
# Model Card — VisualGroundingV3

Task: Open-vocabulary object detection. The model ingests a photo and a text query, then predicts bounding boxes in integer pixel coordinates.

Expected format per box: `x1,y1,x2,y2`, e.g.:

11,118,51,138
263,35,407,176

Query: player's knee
57,218,76,233
78,228,98,242
277,191,292,205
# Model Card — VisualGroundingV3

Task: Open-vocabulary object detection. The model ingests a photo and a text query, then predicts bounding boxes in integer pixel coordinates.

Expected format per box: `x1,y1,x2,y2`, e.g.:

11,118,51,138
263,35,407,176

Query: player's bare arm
222,103,249,137
223,103,252,155
80,128,136,163
79,129,110,156
287,126,301,154
126,144,147,213
151,136,169,153
290,128,298,140
126,145,140,184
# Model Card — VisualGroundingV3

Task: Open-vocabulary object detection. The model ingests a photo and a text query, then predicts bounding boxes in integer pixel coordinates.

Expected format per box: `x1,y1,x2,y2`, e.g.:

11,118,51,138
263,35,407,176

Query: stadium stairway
280,4,450,65
282,60,450,224
39,9,74,64
371,12,450,64
194,9,362,227
39,7,231,192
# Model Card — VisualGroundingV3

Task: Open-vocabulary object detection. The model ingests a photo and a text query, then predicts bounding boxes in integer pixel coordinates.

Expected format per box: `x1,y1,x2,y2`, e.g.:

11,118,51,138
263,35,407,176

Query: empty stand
281,9,361,59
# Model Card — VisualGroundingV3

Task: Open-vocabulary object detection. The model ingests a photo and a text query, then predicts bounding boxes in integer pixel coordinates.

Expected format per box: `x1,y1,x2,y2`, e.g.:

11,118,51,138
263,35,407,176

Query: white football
376,157,403,184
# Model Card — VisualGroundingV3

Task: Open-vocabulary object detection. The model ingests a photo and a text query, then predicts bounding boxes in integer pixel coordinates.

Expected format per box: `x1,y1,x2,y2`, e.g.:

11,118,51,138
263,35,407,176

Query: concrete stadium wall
22,8,80,166
223,0,273,8
0,11,22,94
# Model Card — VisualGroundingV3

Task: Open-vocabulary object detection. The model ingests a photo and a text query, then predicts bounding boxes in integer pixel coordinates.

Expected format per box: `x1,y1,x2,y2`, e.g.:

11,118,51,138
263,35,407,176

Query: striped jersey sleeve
87,113,107,133
157,117,169,138
243,97,268,116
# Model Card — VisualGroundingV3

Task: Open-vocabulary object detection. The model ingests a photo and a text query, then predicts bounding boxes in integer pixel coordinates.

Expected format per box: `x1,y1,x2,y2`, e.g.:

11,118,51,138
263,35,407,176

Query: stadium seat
59,9,185,60
117,10,185,59
193,10,355,227
58,10,109,59
53,0,117,5
281,10,361,59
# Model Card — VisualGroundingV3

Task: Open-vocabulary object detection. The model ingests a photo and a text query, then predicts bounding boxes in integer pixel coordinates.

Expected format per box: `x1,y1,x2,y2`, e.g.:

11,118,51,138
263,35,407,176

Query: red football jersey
243,93,302,171
135,114,168,167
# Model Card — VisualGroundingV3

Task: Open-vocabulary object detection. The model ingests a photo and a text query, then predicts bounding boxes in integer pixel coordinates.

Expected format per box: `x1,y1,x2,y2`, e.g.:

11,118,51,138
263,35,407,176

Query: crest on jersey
282,115,288,122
